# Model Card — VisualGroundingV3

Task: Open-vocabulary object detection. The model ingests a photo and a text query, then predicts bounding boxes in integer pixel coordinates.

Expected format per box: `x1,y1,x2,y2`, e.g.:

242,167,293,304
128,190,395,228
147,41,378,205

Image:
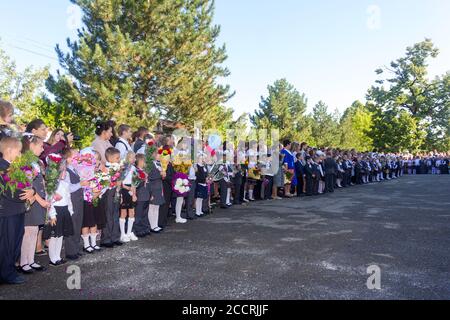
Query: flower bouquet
0,151,38,210
158,146,172,173
248,166,261,180
71,153,96,181
171,172,191,197
132,167,147,188
173,155,192,175
108,162,123,203
284,170,294,184
145,139,157,170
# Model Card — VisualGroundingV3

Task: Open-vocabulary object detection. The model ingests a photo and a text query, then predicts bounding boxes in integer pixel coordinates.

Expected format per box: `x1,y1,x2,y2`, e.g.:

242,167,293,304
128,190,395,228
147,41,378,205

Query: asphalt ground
1,175,449,300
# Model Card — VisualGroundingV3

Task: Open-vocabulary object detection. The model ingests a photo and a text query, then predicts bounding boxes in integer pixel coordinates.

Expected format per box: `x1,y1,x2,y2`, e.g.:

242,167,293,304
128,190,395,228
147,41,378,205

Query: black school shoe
18,265,34,274
30,263,46,272
114,241,124,246
49,259,66,267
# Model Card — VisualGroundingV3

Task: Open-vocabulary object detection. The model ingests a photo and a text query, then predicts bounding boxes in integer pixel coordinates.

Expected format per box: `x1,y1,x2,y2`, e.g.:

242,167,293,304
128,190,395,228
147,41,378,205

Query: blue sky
1,0,449,118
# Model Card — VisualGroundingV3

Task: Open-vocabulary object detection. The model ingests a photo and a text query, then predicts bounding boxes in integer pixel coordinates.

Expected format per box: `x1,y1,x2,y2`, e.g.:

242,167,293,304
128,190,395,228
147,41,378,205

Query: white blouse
49,174,74,219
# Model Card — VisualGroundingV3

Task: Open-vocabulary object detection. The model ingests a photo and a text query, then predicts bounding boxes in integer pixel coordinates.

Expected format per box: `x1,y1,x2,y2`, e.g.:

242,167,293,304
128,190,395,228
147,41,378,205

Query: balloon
208,134,222,150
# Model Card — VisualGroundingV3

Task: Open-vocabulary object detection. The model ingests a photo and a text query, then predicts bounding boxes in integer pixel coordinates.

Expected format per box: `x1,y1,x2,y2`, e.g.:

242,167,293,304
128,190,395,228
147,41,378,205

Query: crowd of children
0,99,449,286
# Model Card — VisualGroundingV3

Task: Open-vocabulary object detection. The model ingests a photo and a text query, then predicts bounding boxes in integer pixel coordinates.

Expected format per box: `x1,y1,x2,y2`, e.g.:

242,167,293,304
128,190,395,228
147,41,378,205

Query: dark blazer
323,157,337,175
136,180,150,202
0,158,27,217
294,161,304,177
147,161,165,206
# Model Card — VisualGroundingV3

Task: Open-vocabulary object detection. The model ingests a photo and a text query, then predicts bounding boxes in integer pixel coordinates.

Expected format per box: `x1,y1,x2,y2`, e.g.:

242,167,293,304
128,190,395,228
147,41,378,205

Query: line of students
0,115,447,286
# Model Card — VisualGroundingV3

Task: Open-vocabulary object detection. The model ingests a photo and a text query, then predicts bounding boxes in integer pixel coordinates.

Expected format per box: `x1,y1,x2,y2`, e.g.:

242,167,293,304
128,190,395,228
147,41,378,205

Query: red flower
138,170,146,180
48,154,62,164
147,139,155,147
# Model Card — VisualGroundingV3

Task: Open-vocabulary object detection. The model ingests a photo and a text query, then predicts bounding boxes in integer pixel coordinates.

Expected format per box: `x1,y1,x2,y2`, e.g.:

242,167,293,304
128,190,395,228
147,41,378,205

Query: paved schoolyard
1,175,449,300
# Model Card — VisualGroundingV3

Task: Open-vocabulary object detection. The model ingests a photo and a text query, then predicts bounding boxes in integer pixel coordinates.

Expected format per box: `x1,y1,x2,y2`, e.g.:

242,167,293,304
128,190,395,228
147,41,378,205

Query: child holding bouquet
80,150,104,253
101,147,123,247
119,151,138,242
19,135,48,274
63,148,87,260
43,157,74,267
0,137,37,284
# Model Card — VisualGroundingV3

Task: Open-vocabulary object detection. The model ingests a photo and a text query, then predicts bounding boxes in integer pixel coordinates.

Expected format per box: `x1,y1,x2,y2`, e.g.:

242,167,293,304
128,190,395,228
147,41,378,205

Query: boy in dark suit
0,137,36,285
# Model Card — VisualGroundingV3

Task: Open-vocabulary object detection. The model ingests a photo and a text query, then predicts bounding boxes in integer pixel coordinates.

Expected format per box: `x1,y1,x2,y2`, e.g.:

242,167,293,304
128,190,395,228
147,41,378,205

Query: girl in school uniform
19,135,48,273
119,151,138,242
81,150,104,253
195,153,209,217
147,147,165,233
43,161,74,266
64,148,86,260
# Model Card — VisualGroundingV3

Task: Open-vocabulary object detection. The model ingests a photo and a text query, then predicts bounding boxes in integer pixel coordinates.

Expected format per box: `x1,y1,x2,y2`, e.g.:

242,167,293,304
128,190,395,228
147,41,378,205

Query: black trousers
312,177,319,195
233,174,242,204
342,171,349,187
305,175,313,195
325,173,335,193
65,189,84,257
296,174,304,196
133,200,150,236
255,180,263,200
100,189,121,245
219,179,228,206
264,175,274,199
182,180,196,219
159,180,173,228
0,213,24,283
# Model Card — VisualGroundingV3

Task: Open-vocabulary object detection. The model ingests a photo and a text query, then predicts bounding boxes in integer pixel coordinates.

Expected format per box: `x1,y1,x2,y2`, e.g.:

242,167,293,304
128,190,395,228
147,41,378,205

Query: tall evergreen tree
250,79,308,141
47,0,233,132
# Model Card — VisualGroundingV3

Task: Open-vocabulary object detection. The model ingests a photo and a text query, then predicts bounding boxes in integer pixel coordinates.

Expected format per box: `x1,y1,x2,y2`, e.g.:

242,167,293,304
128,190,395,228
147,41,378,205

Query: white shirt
49,174,74,219
115,137,132,160
122,165,136,185
188,165,196,180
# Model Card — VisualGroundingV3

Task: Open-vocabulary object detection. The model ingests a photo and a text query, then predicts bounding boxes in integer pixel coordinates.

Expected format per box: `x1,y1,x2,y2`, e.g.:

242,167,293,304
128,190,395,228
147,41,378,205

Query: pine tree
250,79,308,141
47,0,233,133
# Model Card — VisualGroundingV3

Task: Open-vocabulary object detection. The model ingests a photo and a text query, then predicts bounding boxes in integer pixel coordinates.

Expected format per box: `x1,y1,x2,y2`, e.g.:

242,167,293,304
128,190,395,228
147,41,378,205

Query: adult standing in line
91,121,114,164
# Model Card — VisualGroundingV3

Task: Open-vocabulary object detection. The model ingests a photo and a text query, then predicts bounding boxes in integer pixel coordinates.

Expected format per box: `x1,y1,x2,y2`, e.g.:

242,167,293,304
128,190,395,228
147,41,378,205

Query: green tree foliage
366,39,449,152
47,0,233,132
0,44,49,124
339,101,373,151
310,101,340,148
250,79,308,141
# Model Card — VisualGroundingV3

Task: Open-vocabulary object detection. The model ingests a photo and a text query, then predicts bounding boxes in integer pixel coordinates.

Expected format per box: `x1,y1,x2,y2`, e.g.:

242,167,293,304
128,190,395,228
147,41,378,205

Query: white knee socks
82,234,90,248
226,188,231,205
175,197,184,220
148,205,160,229
127,218,135,235
119,218,126,237
20,226,38,267
195,198,204,216
89,233,98,248
49,237,63,263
